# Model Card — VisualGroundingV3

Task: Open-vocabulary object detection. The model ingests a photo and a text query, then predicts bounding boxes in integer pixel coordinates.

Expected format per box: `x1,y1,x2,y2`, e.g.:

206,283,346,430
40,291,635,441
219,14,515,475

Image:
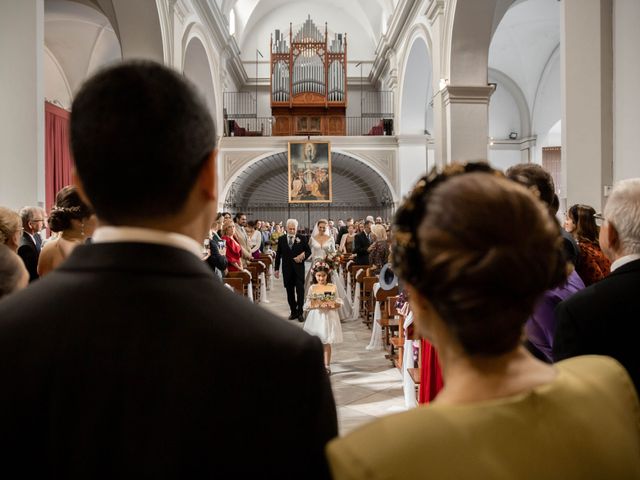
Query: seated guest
327,163,640,479
0,207,22,252
554,178,640,391
16,206,45,282
37,185,96,277
0,61,336,478
204,213,227,278
245,220,262,259
0,245,29,300
222,220,243,272
564,203,611,285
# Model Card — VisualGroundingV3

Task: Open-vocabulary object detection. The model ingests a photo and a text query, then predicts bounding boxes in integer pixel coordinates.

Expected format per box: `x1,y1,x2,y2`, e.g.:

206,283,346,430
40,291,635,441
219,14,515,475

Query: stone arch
397,33,433,135
182,31,221,137
488,67,531,138
221,151,397,228
445,0,511,85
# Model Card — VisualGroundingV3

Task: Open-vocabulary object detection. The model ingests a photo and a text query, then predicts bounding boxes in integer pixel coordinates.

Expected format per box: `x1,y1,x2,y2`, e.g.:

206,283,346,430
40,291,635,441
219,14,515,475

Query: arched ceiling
489,0,560,109
225,152,393,208
223,0,394,57
45,0,121,95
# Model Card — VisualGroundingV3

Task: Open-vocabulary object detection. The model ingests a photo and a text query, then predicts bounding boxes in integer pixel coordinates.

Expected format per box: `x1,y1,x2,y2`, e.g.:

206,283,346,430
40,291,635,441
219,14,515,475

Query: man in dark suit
353,220,373,265
0,61,337,478
275,218,311,321
16,206,44,282
554,178,640,391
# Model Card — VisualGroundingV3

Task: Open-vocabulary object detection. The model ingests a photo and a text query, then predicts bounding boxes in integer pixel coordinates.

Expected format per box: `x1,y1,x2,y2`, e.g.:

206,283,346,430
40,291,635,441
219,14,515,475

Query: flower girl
303,261,344,374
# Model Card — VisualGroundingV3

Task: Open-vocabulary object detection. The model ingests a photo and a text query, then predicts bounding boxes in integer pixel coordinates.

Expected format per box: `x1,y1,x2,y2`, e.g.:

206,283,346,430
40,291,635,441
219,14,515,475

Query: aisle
260,274,406,435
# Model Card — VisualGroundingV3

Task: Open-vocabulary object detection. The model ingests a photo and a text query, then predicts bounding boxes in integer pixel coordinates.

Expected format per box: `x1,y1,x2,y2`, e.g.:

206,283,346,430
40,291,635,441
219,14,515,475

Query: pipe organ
270,16,347,136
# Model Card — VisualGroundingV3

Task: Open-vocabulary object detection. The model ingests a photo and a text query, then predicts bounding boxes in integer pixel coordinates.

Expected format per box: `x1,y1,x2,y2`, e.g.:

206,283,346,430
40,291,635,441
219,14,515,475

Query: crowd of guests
0,61,638,478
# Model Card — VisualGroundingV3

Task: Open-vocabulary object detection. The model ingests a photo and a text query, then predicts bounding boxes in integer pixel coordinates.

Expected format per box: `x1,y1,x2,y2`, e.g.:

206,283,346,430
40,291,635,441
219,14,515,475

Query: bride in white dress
305,219,353,320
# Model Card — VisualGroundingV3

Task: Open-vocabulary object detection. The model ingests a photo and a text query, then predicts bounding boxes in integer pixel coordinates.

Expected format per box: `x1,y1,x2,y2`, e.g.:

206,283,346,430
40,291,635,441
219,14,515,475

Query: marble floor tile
255,274,408,435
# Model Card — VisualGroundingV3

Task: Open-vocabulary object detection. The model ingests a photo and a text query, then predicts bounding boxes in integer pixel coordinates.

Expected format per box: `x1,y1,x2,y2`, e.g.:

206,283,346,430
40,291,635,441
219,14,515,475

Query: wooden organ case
271,16,347,136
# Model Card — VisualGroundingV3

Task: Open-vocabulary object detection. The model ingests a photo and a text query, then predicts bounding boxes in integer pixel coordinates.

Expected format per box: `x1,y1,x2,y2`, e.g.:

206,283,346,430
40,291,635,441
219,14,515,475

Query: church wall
613,0,640,181
44,49,72,110
532,53,561,164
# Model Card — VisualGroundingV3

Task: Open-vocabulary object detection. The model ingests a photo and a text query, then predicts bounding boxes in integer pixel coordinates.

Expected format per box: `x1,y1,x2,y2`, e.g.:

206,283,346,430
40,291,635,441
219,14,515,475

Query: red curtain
45,102,72,214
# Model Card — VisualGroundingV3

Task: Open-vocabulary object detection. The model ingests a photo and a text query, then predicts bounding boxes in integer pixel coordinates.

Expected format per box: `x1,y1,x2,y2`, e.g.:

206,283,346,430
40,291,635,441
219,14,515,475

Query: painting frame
288,141,332,203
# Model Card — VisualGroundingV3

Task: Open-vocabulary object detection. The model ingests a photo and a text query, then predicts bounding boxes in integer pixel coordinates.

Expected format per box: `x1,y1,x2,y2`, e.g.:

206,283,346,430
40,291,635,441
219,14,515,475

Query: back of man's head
506,163,555,209
604,178,640,255
70,61,216,225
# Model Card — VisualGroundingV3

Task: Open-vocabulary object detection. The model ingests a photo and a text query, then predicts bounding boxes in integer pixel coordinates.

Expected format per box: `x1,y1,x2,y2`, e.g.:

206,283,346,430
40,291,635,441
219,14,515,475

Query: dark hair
47,185,93,233
393,163,566,356
568,204,599,244
234,213,246,222
506,164,555,209
247,220,257,228
70,61,216,224
311,263,331,283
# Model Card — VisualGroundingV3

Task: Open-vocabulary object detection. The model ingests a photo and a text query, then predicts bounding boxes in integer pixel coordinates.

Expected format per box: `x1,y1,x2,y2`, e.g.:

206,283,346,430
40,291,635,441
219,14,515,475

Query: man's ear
199,149,218,203
72,169,94,209
607,221,620,252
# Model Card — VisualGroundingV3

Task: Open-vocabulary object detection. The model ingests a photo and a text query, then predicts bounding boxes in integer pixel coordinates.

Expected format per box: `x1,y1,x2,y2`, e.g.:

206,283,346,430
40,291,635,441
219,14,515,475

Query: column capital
442,85,495,106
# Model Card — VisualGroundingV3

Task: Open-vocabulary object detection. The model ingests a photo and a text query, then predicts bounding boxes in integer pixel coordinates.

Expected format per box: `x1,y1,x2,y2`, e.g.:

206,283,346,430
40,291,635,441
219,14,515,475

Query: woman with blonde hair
328,163,640,479
0,207,22,252
38,185,96,276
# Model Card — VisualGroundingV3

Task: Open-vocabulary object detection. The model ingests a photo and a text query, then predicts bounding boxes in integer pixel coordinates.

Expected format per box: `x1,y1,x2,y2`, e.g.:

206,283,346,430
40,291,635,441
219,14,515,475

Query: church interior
1,0,640,463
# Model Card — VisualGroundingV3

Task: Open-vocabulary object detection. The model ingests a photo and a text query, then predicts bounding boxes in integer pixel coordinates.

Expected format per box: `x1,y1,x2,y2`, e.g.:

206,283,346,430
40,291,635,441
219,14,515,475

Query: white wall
44,48,72,109
613,0,640,181
0,0,45,210
398,143,428,196
488,74,521,140
532,52,561,164
489,148,521,171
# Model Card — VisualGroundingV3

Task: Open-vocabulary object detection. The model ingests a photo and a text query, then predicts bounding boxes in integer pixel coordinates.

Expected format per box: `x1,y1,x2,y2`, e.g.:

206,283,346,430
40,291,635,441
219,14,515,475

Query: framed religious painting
288,141,332,203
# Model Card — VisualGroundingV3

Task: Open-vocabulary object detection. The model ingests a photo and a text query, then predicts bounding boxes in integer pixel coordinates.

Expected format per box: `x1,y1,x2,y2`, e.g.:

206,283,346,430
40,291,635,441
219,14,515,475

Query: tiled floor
260,275,407,435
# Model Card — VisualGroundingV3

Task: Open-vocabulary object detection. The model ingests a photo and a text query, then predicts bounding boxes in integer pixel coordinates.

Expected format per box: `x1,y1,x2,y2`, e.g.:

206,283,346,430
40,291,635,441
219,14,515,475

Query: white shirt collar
92,226,202,259
610,253,640,272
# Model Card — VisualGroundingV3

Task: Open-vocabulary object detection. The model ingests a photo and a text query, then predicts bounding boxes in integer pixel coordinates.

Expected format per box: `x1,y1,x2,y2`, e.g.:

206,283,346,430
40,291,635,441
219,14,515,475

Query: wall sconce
508,131,518,140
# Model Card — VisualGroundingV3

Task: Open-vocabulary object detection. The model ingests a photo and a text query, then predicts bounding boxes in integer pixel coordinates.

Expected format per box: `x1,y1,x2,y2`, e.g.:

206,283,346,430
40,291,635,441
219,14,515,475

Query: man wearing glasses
17,206,45,282
554,178,640,391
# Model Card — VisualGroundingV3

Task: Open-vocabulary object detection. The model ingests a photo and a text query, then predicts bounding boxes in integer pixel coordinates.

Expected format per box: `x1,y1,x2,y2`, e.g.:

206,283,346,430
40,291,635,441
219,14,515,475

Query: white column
397,136,430,197
442,85,494,164
561,0,613,210
0,0,44,210
613,0,640,181
427,0,447,167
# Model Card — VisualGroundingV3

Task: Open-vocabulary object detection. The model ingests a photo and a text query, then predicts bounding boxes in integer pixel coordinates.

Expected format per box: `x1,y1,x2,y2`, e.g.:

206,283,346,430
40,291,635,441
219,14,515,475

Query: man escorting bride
305,219,353,321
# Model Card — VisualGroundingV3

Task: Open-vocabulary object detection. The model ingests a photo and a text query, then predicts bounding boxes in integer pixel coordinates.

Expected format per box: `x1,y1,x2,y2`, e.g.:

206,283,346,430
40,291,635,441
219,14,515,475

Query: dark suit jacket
17,231,39,282
336,226,348,246
275,234,311,287
0,242,337,478
553,258,640,391
353,231,371,266
205,234,228,277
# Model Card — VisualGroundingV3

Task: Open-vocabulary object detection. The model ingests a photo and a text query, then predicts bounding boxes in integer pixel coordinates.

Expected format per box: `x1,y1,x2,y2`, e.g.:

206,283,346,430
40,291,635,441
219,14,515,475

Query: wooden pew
361,276,378,327
226,270,251,299
223,277,243,295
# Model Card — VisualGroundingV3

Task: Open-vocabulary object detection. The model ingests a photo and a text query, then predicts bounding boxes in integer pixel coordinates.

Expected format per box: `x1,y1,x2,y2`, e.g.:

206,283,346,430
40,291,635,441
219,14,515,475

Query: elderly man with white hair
275,218,311,321
554,178,640,391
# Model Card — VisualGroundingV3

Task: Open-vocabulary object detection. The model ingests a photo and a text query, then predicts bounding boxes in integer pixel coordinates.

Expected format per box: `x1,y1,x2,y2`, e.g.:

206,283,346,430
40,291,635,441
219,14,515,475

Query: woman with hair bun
565,203,611,285
37,185,96,277
327,163,640,479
